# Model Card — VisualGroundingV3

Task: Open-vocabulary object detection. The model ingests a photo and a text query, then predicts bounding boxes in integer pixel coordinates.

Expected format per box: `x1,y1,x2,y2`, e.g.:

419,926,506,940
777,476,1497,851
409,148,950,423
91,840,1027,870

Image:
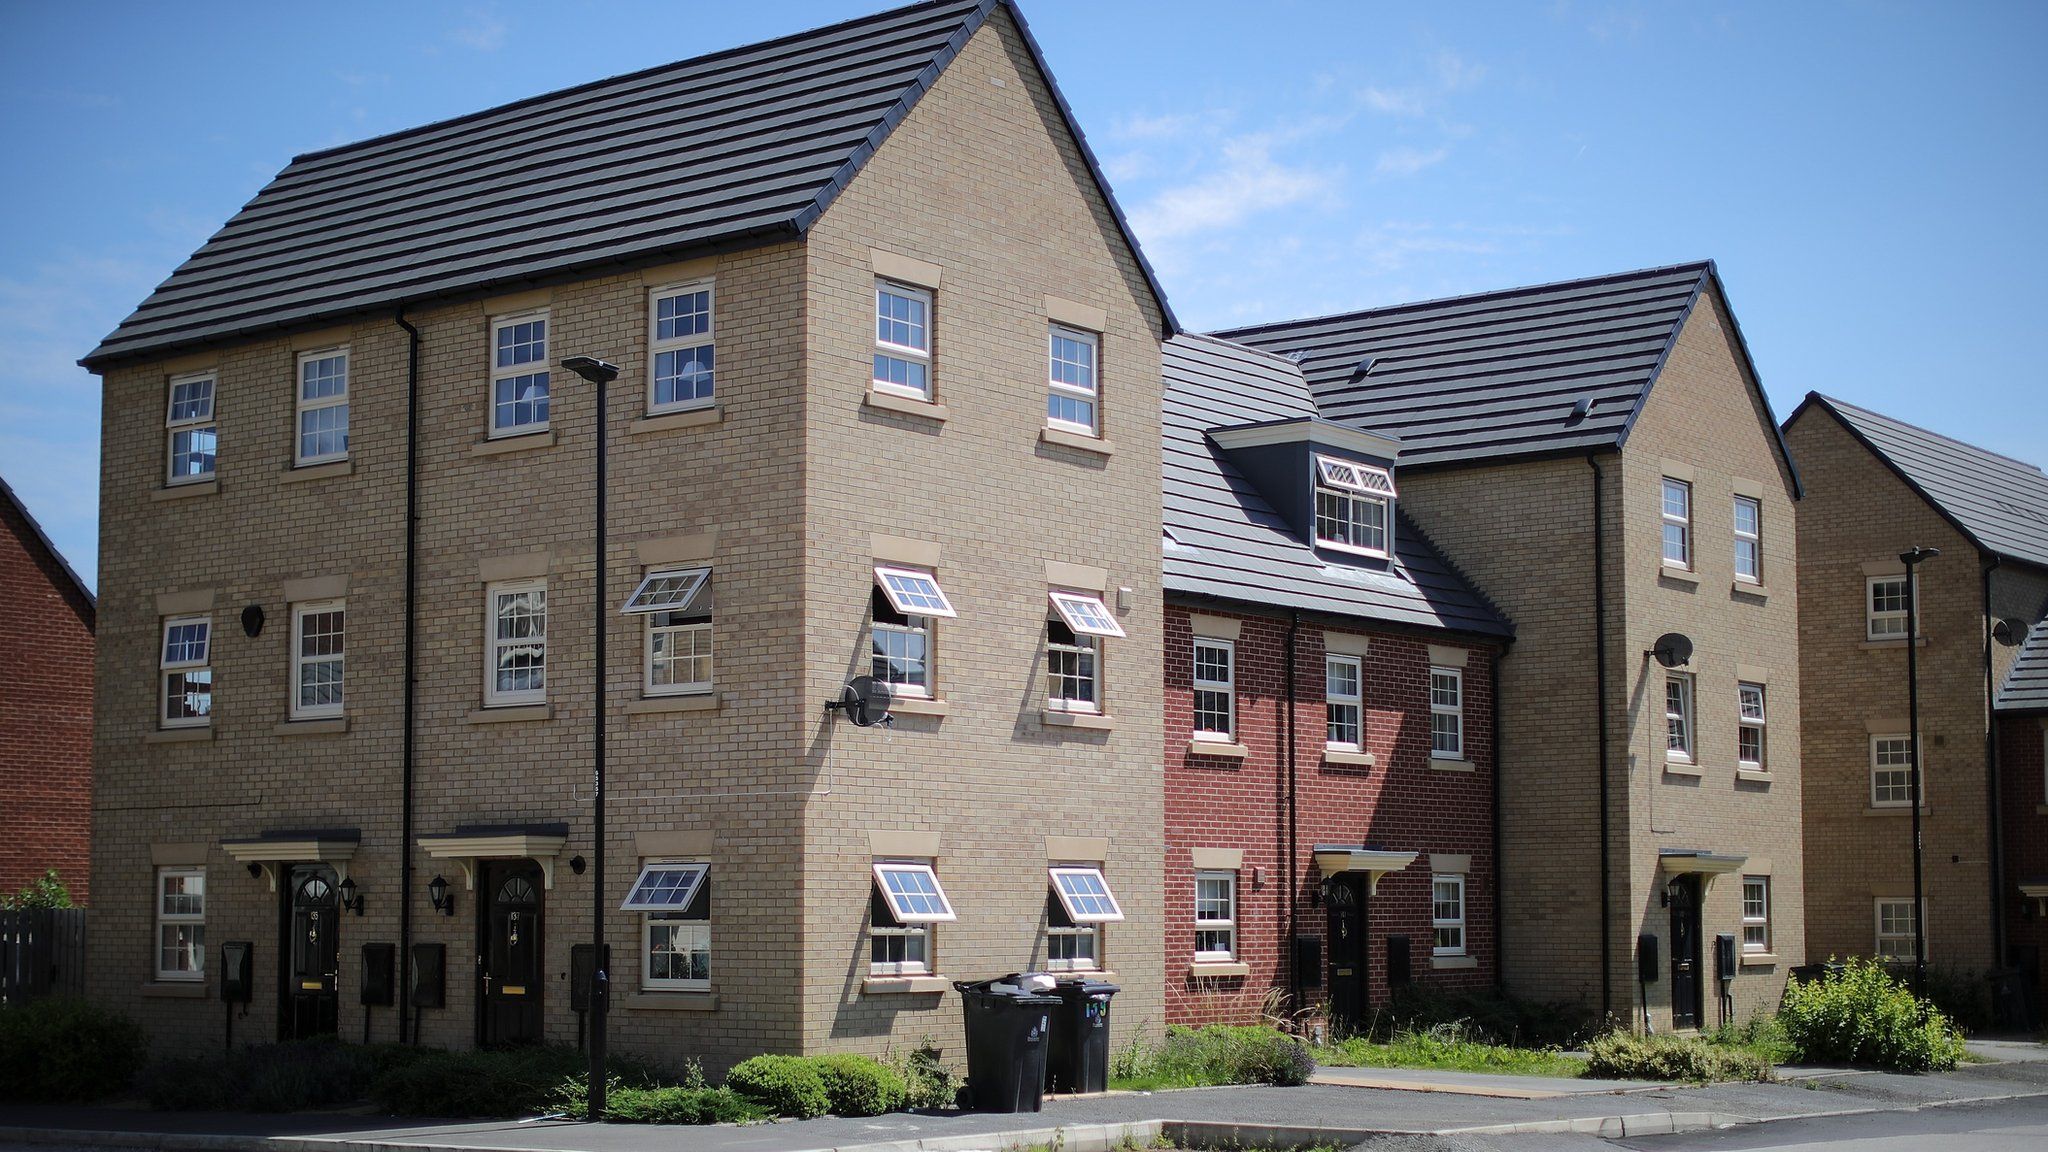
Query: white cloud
1360,86,1428,117
1128,137,1333,243
1374,146,1450,178
450,8,509,52
1114,112,1201,141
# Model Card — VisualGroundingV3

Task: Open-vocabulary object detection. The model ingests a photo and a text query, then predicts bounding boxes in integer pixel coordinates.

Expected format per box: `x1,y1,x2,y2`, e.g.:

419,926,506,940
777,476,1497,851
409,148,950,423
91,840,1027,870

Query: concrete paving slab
1308,1066,1662,1099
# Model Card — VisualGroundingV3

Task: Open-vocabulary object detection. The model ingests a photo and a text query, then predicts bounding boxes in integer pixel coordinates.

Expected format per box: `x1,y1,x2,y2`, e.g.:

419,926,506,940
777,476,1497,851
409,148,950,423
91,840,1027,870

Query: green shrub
810,1054,908,1116
1370,985,1597,1049
139,1041,433,1113
725,1054,830,1119
371,1046,592,1117
894,1041,962,1110
1584,1031,1772,1083
1705,1014,1795,1066
1778,957,1967,1072
1915,963,1994,1035
1,869,75,910
1316,1021,1585,1079
1113,1025,1314,1089
0,997,148,1103
549,1077,764,1124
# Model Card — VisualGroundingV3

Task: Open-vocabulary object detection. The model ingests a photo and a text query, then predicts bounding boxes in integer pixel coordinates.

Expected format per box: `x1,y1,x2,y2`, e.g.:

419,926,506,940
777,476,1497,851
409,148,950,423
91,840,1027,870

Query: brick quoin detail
1163,602,1498,1026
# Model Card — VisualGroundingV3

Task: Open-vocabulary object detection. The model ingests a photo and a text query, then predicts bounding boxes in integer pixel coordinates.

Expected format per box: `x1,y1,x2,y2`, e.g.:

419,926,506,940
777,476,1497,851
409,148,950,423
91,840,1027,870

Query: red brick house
0,475,96,904
1998,622,2048,1005
1160,335,1509,1031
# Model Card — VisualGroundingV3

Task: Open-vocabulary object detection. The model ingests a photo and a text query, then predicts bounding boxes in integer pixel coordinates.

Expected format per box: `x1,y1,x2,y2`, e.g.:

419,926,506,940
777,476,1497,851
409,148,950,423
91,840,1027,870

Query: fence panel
0,908,88,1006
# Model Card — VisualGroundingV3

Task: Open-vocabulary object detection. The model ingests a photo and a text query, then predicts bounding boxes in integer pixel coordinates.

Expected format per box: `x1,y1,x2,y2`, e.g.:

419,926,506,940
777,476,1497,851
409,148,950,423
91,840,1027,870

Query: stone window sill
276,718,348,736
889,696,950,718
470,429,557,457
1042,708,1112,730
1731,580,1769,599
1861,637,1928,650
1864,805,1932,817
152,480,218,502
1187,962,1249,979
1739,953,1779,967
141,981,207,998
1659,564,1700,585
863,388,948,422
626,991,718,1012
466,704,552,724
862,975,951,995
1324,749,1377,768
1737,768,1771,784
1663,761,1702,778
629,405,721,435
2036,804,2048,816
1431,955,1478,970
145,727,213,744
624,692,721,715
281,459,353,483
1429,757,1475,773
1039,426,1114,457
1187,739,1249,760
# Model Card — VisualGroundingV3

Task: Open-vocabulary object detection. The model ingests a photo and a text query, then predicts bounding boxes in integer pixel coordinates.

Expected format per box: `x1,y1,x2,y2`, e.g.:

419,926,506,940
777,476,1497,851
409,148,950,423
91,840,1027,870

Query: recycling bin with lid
955,975,1062,1112
1046,978,1120,1094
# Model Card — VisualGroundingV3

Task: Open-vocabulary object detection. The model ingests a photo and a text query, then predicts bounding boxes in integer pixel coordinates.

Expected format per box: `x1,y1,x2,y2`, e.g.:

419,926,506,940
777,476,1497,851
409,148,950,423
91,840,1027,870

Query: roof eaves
1162,586,1513,646
1796,393,1996,560
0,473,96,627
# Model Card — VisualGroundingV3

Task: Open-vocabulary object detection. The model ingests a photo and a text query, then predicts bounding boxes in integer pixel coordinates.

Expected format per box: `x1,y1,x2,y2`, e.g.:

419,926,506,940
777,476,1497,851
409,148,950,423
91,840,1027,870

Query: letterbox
220,941,254,1003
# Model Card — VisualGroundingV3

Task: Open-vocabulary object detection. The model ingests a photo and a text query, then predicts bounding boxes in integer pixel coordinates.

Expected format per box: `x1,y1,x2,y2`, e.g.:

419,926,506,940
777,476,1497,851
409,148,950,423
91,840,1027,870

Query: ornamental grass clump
1583,1031,1772,1083
1777,957,1966,1072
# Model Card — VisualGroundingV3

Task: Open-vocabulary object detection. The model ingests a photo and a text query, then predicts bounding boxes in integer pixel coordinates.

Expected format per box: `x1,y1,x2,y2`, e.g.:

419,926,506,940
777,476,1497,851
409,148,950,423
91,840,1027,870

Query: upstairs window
871,567,952,700
295,349,349,465
1871,735,1916,807
1046,617,1099,713
1664,672,1694,763
873,282,932,400
1737,682,1767,770
1192,638,1235,741
1661,478,1692,568
623,861,711,992
1867,576,1911,640
1047,324,1099,435
649,283,715,412
290,601,345,720
1326,654,1363,750
623,568,713,696
1313,455,1393,557
490,312,550,436
1430,667,1464,759
485,579,546,707
160,616,212,728
165,372,218,485
1733,495,1762,583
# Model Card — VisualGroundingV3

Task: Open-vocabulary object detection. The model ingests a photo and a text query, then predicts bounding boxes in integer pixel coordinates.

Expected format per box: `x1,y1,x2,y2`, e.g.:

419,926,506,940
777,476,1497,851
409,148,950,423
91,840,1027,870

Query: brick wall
0,496,94,903
1162,602,1498,1026
1999,716,2047,991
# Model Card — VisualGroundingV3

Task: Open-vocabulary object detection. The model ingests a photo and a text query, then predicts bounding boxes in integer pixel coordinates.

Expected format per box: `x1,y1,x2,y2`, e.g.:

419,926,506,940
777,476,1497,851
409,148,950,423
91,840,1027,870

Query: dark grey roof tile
1998,621,2048,712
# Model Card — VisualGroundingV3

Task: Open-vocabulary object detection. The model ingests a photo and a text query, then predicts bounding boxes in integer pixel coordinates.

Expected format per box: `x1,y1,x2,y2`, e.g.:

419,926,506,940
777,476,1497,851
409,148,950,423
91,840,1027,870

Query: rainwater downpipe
1983,558,2005,969
1589,453,1612,1020
395,306,420,1044
1285,609,1301,1008
1490,649,1504,989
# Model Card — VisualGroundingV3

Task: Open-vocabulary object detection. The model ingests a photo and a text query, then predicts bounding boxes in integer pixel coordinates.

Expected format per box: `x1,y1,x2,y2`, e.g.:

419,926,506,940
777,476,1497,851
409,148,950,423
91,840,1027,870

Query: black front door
281,865,340,1040
1326,874,1369,1033
478,861,544,1046
1668,875,1703,1029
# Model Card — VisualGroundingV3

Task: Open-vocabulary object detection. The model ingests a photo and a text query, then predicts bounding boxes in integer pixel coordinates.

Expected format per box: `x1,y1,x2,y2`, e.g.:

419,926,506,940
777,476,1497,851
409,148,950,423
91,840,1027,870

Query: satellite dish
1651,632,1693,669
826,675,895,727
1992,618,2028,646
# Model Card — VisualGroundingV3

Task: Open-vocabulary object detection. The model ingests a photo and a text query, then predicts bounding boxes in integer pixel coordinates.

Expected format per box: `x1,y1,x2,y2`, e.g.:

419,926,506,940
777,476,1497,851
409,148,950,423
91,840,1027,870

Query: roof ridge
1815,392,2046,475
1170,330,1311,372
1214,260,1712,339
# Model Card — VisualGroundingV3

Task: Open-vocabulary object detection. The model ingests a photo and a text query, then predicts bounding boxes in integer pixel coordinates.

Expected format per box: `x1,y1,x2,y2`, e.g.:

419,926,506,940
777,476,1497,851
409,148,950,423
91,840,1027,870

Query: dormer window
1313,454,1394,557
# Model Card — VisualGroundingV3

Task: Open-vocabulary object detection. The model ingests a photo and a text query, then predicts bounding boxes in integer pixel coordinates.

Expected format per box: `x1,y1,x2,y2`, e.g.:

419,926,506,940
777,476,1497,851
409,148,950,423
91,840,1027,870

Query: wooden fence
0,907,87,1006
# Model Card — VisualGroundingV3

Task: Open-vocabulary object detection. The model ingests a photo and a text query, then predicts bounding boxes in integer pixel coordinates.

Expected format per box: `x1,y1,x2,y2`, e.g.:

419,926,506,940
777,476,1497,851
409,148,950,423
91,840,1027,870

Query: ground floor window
1875,898,1921,961
1431,873,1466,955
1194,870,1237,961
156,867,206,981
1742,876,1770,953
870,860,955,977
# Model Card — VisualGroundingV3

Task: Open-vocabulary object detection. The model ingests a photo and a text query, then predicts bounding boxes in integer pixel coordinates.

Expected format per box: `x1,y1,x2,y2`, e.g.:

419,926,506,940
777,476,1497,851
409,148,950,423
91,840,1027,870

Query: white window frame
1664,672,1695,764
1733,495,1762,583
1048,590,1125,638
870,860,950,977
648,280,716,414
488,310,551,438
1742,876,1770,954
874,566,958,618
1870,734,1918,807
624,861,711,992
1866,575,1913,640
155,866,206,981
1046,323,1100,436
1192,637,1236,741
1737,681,1766,771
164,370,218,486
1661,478,1692,569
1046,865,1122,974
1193,869,1237,961
1045,615,1101,714
623,568,713,698
1326,653,1363,751
293,347,350,466
1045,916,1099,972
871,862,957,924
160,615,213,729
872,281,933,400
289,599,345,720
484,579,547,708
1431,873,1466,956
1430,666,1464,760
1874,897,1923,961
1313,456,1393,559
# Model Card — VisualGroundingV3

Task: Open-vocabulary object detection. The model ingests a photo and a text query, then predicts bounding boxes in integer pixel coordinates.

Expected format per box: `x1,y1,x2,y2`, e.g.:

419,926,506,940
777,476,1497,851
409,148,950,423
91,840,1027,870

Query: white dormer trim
1207,417,1401,460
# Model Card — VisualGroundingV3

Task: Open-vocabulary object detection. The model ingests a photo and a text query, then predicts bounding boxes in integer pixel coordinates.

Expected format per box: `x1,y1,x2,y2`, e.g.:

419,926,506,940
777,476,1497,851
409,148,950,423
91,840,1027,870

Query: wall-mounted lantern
339,876,365,916
427,874,455,917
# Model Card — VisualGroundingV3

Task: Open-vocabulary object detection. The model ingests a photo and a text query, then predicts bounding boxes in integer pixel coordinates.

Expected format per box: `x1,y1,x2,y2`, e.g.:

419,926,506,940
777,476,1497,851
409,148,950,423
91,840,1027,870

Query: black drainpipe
1983,557,2005,969
1588,454,1612,1020
395,307,421,1043
1284,609,1301,1008
1490,648,1504,990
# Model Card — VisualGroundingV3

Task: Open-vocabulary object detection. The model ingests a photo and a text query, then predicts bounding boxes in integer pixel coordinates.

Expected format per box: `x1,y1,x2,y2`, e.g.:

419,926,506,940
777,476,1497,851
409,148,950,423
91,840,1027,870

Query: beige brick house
1782,394,2048,988
1224,264,1808,1031
83,0,1173,1067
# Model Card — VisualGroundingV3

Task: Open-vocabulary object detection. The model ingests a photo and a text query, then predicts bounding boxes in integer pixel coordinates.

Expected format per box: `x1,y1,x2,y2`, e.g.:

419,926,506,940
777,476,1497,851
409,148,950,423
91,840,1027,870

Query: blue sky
3,1,2043,589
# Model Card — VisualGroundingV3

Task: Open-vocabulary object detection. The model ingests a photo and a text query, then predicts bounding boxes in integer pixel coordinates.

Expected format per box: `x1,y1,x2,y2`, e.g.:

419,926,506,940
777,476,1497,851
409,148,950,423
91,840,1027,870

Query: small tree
0,869,75,911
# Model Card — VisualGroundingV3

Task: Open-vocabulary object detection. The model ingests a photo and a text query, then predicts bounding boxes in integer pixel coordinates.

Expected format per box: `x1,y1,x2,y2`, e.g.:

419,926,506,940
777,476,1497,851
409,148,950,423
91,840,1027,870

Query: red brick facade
1163,601,1498,1028
1999,715,2047,990
0,485,95,904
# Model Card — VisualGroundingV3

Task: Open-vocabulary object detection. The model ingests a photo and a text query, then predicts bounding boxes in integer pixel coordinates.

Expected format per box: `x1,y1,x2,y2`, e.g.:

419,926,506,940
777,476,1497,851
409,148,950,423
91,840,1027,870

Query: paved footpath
5,1052,2047,1152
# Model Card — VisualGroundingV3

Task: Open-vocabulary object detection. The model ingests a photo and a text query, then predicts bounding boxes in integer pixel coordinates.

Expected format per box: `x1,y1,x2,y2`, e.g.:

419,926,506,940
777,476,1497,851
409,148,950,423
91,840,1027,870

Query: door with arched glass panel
281,865,340,1039
478,861,544,1046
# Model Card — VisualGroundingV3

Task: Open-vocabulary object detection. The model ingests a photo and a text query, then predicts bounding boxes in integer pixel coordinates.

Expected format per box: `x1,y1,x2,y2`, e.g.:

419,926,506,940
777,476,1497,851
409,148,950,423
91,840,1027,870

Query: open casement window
1046,324,1100,435
1045,617,1099,713
489,311,550,437
156,867,205,980
1661,478,1692,568
622,863,710,991
1313,455,1392,557
1664,673,1694,763
623,568,714,696
290,601,345,720
649,281,715,413
873,281,933,399
1737,682,1767,770
1867,576,1912,640
1871,735,1918,807
1193,870,1236,961
1430,667,1464,759
1049,590,1125,638
484,580,546,707
164,371,218,485
1742,876,1770,953
1050,866,1125,924
1431,874,1466,956
874,566,957,618
871,861,952,976
160,616,213,728
295,348,349,465
1733,496,1762,583
1327,654,1363,750
1192,638,1235,741
871,588,931,698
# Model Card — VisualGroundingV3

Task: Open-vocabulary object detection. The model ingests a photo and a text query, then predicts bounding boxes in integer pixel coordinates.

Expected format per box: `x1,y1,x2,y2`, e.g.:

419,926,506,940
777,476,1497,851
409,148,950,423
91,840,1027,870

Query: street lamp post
563,355,619,1121
1899,545,1940,997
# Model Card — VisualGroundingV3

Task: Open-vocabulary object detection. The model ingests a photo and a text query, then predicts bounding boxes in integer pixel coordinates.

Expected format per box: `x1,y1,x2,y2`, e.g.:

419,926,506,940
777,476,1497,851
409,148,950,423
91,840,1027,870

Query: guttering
1589,453,1613,1019
1284,610,1301,1008
395,306,420,1044
1984,557,2005,968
